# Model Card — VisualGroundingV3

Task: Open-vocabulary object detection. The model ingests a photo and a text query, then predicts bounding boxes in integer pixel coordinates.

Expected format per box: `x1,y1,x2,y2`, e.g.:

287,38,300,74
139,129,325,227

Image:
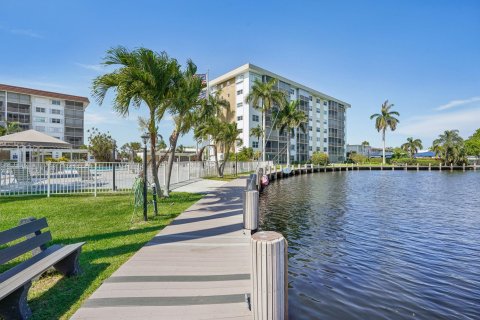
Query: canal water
258,171,480,320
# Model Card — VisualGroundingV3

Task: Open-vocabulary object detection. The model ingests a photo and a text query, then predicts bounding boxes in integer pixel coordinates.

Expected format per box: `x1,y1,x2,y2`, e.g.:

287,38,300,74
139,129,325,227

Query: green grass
0,192,203,319
204,171,253,181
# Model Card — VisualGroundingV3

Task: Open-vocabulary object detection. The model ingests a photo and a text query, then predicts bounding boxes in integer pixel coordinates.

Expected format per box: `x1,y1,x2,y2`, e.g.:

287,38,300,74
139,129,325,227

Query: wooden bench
0,218,85,319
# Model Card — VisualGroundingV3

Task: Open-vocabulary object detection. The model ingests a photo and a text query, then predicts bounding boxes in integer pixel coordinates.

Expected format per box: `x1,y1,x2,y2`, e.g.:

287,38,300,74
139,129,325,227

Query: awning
0,130,72,149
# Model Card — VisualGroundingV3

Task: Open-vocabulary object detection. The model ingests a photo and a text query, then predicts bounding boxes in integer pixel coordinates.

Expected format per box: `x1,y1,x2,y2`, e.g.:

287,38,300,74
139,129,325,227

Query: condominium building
0,84,89,147
209,64,350,163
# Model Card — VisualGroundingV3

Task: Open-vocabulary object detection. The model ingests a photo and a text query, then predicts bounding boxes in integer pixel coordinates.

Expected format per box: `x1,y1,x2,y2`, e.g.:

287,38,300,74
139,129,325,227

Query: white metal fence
0,160,269,197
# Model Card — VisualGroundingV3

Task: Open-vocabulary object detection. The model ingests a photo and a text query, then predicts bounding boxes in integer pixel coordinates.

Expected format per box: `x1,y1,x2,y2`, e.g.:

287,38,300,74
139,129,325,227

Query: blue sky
1,0,479,149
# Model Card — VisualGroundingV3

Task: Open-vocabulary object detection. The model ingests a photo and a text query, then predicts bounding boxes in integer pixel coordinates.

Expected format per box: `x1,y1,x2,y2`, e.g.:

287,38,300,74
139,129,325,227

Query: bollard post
251,231,288,320
243,189,259,232
463,163,465,172
474,163,477,171
417,163,419,172
429,163,431,171
439,163,442,171
450,163,453,172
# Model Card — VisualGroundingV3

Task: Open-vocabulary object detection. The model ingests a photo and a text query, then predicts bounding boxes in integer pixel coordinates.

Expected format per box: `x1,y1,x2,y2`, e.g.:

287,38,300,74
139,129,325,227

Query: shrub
311,152,329,165
390,158,442,165
349,153,367,164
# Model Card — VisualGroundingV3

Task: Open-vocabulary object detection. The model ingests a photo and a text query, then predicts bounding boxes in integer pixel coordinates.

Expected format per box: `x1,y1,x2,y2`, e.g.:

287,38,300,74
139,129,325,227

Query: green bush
365,158,385,164
45,157,69,162
349,153,367,164
390,158,442,165
311,152,329,165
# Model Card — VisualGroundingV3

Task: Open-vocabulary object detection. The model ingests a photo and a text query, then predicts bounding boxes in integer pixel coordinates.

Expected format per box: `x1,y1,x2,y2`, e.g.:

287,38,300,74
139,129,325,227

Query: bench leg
0,281,32,320
53,247,82,277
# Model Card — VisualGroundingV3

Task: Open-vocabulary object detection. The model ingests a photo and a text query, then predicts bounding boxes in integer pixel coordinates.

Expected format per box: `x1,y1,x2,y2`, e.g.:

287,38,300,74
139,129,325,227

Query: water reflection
259,171,480,320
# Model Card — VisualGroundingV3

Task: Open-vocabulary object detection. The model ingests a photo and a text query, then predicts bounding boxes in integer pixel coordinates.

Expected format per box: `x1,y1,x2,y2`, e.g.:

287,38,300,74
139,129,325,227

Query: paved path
72,178,252,320
170,178,229,194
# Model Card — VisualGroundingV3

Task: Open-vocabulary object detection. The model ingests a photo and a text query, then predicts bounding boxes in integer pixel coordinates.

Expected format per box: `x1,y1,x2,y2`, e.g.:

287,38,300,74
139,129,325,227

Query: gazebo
0,130,85,162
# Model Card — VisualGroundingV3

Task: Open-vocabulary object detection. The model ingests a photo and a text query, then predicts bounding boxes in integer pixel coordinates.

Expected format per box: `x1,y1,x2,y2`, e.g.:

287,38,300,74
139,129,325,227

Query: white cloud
75,63,104,72
84,111,135,126
436,96,480,111
10,29,42,39
398,107,480,139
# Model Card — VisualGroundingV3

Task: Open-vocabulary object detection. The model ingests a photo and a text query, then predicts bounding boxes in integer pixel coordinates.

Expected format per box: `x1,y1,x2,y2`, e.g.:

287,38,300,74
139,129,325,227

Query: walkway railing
0,160,270,197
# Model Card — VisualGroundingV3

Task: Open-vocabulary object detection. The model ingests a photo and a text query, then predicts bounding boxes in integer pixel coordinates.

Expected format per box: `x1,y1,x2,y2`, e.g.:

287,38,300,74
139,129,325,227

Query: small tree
87,127,115,162
311,152,329,165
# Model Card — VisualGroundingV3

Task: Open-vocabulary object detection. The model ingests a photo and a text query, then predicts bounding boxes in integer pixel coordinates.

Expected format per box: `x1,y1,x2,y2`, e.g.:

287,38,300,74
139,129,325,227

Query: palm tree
273,99,308,167
217,122,243,176
92,46,180,198
163,59,204,196
245,78,285,162
361,141,370,147
120,142,142,161
0,122,21,136
401,137,423,158
370,100,400,164
432,130,465,165
250,125,264,156
194,117,224,175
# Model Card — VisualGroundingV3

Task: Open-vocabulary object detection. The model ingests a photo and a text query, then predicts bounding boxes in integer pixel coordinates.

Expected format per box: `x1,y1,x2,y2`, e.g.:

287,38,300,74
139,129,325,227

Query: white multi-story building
0,84,89,147
209,64,350,163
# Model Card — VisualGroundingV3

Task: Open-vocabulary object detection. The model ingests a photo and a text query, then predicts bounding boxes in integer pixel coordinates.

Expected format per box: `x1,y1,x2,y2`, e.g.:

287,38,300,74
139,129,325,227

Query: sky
1,0,479,149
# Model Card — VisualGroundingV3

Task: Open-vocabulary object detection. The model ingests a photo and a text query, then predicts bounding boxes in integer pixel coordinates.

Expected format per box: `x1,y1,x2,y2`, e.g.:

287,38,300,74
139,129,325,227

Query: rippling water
259,171,480,320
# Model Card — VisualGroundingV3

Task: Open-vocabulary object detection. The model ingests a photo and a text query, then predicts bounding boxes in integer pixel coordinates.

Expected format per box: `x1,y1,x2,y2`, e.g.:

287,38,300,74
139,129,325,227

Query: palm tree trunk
286,131,291,167
220,149,230,177
214,145,221,176
262,104,266,163
382,129,386,165
164,131,179,197
149,133,162,199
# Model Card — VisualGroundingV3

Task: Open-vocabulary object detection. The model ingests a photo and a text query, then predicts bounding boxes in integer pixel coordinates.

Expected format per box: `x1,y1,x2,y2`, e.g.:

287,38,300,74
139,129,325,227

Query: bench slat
0,232,52,265
0,218,48,246
0,242,85,299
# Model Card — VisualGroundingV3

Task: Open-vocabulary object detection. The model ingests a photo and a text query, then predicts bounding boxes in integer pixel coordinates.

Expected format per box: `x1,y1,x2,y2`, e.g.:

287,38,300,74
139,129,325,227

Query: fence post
188,160,191,181
47,162,51,198
94,162,97,197
474,163,477,171
243,189,259,232
163,162,167,186
450,163,453,172
176,158,180,182
417,163,419,171
463,163,465,172
429,163,431,171
439,163,442,171
251,231,288,320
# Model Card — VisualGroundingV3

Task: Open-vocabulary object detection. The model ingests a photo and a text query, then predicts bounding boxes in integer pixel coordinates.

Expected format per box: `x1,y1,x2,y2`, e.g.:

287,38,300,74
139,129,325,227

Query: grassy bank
0,192,202,319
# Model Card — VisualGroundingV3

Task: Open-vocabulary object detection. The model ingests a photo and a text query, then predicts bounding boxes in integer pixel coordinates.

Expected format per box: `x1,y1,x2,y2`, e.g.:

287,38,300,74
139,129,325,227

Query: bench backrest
0,218,51,266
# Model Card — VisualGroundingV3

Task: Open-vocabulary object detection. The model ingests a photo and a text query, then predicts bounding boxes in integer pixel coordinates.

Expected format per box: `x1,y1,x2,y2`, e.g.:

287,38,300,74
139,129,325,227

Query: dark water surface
258,171,480,320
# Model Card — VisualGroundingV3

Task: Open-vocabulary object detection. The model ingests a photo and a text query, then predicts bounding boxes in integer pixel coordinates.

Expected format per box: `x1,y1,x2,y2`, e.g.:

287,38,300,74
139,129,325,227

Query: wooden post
251,231,288,320
463,163,465,172
450,163,453,172
244,190,259,232
429,163,431,171
439,163,442,171
417,163,419,172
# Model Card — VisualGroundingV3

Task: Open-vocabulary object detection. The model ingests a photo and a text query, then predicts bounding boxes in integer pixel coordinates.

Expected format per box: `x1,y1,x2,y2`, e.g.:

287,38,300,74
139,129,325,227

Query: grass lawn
0,192,203,320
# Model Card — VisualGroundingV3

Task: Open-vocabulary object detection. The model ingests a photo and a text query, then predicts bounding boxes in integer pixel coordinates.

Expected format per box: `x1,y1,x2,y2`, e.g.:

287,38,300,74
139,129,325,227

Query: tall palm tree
194,117,224,175
92,46,180,198
217,122,243,176
432,130,465,165
164,59,204,197
370,100,400,164
245,78,285,162
0,122,21,136
250,125,264,155
401,137,423,158
274,99,308,166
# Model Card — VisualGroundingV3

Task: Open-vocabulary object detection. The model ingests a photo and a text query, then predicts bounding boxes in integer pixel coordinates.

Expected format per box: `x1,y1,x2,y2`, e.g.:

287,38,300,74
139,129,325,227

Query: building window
309,146,312,151
316,128,320,132
309,96,313,101
252,141,258,148
316,98,320,103
35,117,46,123
323,101,328,106
289,89,294,95
237,102,243,108
237,89,243,95
324,110,328,115
52,100,61,105
324,121,327,125
309,106,312,111
308,126,312,131
237,116,243,121
50,127,63,133
316,108,320,113
317,147,320,151
316,119,320,123
51,109,61,115
317,137,320,141
324,138,327,142
324,129,327,133
35,126,45,132
238,129,243,134
324,147,328,152
236,75,244,83
291,144,295,150
252,115,259,122
309,136,312,141
36,107,46,113
51,118,61,124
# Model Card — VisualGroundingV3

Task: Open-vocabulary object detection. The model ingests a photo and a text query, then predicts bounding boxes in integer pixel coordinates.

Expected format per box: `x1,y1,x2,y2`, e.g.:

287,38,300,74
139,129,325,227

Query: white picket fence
0,160,269,197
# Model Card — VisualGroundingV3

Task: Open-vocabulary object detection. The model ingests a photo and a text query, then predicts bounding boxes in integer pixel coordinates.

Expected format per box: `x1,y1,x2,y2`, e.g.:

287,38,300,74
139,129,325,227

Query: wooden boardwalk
72,178,252,320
